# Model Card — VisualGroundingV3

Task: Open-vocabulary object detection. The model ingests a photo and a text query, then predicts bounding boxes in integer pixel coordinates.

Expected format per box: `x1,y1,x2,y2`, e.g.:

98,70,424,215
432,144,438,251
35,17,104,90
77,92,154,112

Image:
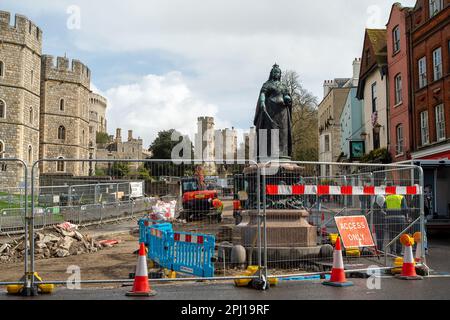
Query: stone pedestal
237,209,317,248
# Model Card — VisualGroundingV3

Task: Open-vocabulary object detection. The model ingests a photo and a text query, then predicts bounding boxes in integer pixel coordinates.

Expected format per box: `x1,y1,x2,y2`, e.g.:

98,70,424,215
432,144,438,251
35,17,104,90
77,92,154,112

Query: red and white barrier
266,185,421,196
174,233,204,244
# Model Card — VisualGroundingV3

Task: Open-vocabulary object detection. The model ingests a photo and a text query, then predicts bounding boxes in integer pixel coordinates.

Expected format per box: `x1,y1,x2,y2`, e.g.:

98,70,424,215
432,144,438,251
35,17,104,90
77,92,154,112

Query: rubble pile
0,222,119,263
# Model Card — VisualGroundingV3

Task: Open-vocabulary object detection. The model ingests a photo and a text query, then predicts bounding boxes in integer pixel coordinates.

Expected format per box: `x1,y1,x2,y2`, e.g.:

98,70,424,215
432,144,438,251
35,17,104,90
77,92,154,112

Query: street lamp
88,144,95,176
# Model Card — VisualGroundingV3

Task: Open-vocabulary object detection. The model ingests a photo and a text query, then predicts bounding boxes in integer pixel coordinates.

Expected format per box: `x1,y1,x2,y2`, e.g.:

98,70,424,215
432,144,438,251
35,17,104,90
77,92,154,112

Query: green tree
282,70,319,161
148,129,194,177
96,132,110,144
108,162,130,178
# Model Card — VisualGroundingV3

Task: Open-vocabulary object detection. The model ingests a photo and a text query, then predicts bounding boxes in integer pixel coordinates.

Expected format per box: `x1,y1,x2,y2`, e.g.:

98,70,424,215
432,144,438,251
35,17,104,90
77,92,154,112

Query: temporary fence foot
20,285,39,297
322,281,354,287
251,276,270,291
126,290,157,297
395,275,423,281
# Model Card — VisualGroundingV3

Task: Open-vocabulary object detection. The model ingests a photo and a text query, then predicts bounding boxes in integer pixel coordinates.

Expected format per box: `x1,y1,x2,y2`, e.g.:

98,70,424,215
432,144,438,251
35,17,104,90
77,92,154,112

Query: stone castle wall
0,12,42,189
40,55,91,176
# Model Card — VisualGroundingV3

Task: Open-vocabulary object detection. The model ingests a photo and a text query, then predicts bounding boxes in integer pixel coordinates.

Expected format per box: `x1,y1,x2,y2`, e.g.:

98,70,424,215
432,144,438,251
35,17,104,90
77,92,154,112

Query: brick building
386,3,414,161
410,0,449,160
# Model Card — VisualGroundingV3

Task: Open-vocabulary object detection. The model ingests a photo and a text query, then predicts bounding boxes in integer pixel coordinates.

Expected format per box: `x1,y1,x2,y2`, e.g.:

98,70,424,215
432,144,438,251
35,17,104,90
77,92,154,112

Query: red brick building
386,3,414,161
410,0,449,160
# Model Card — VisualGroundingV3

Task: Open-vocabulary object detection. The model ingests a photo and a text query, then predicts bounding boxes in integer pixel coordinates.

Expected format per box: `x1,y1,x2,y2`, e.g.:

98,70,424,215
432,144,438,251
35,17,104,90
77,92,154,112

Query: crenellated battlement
0,11,42,53
198,116,215,124
41,55,91,89
89,92,107,107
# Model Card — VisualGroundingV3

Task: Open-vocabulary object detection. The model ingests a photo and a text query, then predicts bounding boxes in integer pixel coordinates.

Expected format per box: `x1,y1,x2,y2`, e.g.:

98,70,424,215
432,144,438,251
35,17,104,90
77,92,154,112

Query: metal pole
256,164,262,277
263,166,268,282
22,161,29,291
418,166,427,271
316,174,321,244
29,161,37,295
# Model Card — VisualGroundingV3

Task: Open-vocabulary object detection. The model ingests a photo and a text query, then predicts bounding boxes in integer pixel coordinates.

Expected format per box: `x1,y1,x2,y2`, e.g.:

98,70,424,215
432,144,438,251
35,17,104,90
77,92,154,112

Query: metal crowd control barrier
0,158,31,294
1,157,428,295
139,217,216,277
260,160,427,281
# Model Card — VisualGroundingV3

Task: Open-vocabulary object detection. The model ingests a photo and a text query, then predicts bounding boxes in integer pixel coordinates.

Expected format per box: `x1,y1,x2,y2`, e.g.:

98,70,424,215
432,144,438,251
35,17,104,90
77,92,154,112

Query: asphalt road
1,276,450,300
1,230,449,301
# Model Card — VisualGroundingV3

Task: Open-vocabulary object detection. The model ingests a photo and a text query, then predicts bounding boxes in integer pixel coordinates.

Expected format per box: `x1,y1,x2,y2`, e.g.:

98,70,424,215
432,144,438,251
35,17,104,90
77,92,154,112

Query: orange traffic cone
126,243,156,296
396,235,423,280
413,232,423,263
323,236,353,287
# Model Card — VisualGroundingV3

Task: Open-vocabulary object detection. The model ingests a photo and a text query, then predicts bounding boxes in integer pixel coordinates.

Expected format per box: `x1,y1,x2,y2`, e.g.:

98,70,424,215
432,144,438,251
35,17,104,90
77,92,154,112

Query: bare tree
282,70,319,161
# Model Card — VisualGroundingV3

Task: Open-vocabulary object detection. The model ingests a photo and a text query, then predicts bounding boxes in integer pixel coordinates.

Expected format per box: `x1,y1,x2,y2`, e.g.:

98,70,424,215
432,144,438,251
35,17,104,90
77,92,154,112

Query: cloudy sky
2,0,416,147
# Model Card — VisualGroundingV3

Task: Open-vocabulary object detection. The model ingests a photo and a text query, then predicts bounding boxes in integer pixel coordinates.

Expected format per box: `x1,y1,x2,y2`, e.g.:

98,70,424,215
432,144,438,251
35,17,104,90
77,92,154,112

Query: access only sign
334,215,375,248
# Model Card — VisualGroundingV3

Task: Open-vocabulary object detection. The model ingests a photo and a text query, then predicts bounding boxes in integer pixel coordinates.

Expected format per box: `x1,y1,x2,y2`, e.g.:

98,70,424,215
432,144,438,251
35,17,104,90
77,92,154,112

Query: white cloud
2,0,418,143
104,72,231,146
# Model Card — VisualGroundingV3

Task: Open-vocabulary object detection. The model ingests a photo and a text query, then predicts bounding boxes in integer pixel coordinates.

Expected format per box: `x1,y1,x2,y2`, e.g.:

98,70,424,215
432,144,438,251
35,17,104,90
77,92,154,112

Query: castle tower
39,55,91,176
195,116,216,175
0,12,43,189
88,92,107,164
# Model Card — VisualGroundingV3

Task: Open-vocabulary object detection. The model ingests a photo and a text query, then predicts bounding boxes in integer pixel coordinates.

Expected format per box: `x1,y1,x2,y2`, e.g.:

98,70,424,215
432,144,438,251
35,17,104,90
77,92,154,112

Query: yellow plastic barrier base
163,269,177,279
6,273,55,295
329,234,339,245
234,266,277,287
6,285,23,295
345,248,361,257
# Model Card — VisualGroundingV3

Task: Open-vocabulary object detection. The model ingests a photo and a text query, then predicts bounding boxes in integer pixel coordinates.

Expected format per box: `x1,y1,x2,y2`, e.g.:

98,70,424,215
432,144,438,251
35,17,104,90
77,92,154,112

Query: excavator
180,166,223,222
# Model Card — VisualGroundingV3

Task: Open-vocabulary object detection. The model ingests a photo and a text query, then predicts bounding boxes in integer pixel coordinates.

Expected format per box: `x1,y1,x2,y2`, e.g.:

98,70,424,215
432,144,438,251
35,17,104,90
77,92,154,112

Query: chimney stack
352,58,361,86
128,130,133,141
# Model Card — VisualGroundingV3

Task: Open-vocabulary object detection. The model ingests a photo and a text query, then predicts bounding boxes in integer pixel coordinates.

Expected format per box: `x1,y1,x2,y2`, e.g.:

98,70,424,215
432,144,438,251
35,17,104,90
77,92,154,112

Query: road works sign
334,216,375,248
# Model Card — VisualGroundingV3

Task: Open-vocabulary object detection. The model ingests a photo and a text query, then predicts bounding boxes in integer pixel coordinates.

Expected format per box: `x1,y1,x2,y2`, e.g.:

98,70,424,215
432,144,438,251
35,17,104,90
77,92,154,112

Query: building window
30,70,34,86
28,145,32,164
433,47,442,81
0,141,5,171
420,111,430,145
58,126,66,140
435,104,446,142
373,129,380,150
0,141,4,158
418,57,427,88
57,157,65,172
394,74,402,105
59,99,65,111
396,125,404,155
324,135,330,152
371,82,377,113
29,107,33,124
0,100,5,119
393,26,400,53
0,61,4,77
429,0,443,17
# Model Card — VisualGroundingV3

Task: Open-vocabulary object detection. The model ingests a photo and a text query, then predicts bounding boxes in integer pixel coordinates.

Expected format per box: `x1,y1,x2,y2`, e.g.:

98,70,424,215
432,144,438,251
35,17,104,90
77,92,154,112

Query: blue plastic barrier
138,217,216,277
169,231,215,277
